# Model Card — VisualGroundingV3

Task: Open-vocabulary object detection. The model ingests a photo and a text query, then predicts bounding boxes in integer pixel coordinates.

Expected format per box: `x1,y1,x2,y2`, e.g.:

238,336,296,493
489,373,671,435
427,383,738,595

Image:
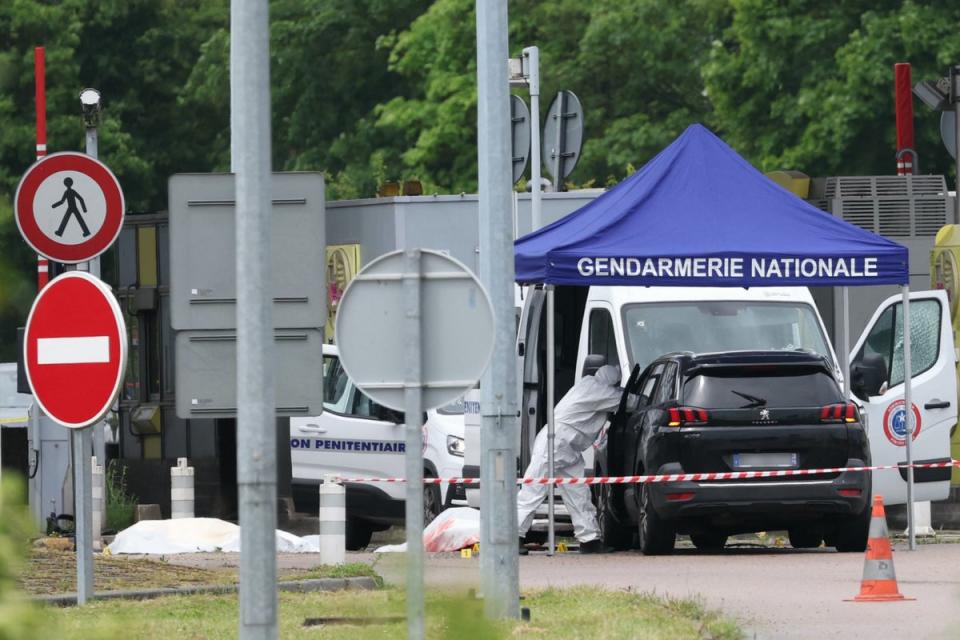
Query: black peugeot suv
594,350,872,554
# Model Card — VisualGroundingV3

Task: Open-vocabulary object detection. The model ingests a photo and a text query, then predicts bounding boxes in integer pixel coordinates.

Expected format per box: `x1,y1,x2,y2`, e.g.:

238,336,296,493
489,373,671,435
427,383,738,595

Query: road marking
37,336,109,364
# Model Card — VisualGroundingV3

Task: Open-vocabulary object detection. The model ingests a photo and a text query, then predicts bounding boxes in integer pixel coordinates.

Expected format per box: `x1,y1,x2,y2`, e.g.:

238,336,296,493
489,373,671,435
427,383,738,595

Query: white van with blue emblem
291,344,466,550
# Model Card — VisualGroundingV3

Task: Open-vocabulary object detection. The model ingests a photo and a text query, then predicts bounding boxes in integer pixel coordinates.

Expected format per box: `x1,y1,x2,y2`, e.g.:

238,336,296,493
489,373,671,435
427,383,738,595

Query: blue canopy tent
514,124,921,548
516,124,907,286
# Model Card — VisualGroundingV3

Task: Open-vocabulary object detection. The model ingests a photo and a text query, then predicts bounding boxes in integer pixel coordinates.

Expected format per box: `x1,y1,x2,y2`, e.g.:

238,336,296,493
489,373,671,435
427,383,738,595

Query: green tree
704,0,960,178
564,0,728,186
0,0,88,361
370,0,725,193
0,0,228,360
179,0,434,198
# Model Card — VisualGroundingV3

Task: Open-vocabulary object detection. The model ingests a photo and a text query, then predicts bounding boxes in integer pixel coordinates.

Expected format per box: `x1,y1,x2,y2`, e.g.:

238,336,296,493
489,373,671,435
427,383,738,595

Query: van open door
517,286,546,471
850,290,957,505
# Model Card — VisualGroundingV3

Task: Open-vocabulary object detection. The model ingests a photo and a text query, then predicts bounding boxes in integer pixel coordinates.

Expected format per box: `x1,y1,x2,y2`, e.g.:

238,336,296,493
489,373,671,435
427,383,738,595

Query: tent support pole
841,287,850,399
546,284,556,555
903,285,915,550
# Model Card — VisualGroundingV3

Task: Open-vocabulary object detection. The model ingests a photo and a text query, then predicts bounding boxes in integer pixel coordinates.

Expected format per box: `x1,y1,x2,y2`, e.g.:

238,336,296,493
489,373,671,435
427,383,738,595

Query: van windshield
622,301,833,370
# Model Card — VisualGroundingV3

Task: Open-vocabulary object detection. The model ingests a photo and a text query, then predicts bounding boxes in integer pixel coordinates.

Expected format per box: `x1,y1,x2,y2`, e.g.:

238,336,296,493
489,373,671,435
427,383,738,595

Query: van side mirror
850,354,888,400
583,354,606,377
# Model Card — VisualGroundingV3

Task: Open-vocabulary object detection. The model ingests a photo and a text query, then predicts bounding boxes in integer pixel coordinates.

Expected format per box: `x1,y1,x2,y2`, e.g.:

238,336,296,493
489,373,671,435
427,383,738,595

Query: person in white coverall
517,365,624,554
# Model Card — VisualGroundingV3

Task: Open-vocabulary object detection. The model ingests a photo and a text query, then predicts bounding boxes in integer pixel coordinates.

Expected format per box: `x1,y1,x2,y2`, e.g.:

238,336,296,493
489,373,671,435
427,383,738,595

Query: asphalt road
166,539,960,639
372,541,960,639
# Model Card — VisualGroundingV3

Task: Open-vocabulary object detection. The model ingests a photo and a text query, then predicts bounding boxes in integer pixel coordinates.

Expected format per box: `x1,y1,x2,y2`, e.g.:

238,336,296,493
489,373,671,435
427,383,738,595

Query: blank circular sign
542,90,583,181
335,249,494,412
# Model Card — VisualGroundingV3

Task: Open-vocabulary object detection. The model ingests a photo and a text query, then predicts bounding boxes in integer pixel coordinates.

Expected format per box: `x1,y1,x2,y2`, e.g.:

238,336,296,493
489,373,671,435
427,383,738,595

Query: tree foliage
704,0,960,177
3,1,960,358
0,0,229,359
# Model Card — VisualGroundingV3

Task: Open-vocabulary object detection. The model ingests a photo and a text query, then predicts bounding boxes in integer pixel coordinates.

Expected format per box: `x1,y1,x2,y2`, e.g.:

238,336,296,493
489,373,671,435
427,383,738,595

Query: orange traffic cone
846,495,914,602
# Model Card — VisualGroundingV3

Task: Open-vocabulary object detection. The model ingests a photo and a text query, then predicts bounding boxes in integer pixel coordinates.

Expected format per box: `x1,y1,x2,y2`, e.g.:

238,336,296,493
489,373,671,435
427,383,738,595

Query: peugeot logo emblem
759,409,770,420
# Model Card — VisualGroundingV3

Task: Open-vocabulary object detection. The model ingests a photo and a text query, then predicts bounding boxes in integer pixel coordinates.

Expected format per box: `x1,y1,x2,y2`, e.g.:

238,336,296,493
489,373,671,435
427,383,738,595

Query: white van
465,285,956,513
290,344,466,550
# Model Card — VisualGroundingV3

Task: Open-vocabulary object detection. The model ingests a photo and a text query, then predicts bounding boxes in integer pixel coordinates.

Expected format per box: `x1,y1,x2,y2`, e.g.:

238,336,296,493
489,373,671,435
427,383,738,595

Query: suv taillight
820,402,858,424
667,407,709,427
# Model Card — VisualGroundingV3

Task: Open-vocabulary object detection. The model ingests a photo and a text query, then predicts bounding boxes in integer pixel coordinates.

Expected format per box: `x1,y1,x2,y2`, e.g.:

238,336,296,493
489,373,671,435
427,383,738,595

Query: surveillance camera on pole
79,88,101,129
913,79,948,112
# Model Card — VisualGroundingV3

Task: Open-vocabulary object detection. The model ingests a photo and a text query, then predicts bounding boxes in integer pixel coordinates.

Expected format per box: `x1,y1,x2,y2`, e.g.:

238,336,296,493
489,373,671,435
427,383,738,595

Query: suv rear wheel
596,482,634,550
638,484,675,555
834,500,871,552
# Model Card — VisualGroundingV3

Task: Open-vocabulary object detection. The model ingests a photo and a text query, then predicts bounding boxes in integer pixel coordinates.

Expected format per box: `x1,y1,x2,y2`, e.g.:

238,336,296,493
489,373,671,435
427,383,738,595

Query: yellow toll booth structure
931,224,960,485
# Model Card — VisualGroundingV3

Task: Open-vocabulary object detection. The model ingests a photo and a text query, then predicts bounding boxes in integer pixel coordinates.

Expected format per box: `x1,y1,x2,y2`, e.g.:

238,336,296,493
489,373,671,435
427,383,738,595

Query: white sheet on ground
374,507,480,553
106,518,322,554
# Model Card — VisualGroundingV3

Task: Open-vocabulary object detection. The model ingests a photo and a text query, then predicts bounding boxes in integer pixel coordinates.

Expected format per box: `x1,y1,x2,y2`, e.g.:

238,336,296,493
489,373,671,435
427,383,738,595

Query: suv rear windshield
682,369,842,409
622,301,833,370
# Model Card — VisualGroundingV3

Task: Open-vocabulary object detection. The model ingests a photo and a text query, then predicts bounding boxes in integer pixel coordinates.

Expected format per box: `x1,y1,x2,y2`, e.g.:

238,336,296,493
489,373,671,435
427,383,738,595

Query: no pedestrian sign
14,151,125,263
23,272,128,429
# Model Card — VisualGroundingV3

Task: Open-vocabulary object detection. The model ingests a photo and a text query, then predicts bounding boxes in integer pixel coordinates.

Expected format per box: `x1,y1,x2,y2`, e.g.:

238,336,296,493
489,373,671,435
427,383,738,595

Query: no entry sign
23,272,128,428
14,151,124,263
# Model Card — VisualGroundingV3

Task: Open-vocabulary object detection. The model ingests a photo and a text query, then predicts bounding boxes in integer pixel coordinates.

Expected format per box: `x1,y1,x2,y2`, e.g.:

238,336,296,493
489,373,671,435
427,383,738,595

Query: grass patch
21,550,379,595
281,562,381,584
45,586,740,639
104,462,137,533
20,549,233,595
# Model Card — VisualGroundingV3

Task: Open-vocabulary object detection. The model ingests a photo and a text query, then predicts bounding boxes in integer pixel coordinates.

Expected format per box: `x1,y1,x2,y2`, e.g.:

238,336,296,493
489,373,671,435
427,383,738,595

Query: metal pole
903,285,915,550
546,285,556,554
841,287,850,399
67,101,102,605
476,0,520,620
552,92,566,191
71,429,93,602
231,0,277,637
85,128,100,280
35,47,49,290
85,125,105,467
403,250,425,640
524,46,541,232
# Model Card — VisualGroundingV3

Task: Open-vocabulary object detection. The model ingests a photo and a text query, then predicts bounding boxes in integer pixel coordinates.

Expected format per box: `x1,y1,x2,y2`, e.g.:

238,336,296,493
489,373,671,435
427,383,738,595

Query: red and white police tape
334,459,960,486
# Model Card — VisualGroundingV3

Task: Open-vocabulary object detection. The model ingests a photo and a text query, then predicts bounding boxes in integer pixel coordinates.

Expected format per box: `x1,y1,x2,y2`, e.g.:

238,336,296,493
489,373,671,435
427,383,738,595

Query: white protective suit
517,365,623,543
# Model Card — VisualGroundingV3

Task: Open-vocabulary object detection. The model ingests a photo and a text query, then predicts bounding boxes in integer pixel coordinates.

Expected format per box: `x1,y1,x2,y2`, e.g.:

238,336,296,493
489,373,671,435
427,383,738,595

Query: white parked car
290,344,466,550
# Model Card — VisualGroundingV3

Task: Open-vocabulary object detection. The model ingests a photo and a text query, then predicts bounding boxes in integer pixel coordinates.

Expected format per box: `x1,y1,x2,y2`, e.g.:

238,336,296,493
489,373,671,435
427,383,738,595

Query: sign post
336,249,494,639
16,102,125,603
230,1,278,638
477,0,521,620
22,271,127,603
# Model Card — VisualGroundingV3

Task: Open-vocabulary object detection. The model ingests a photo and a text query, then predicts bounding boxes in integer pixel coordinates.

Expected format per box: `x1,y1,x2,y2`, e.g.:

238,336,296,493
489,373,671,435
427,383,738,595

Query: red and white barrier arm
334,460,960,485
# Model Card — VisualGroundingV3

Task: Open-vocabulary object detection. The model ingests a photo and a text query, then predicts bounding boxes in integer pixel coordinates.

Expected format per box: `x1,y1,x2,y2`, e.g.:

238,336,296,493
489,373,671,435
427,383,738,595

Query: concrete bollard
319,475,345,564
170,458,195,519
91,457,103,549
905,500,936,537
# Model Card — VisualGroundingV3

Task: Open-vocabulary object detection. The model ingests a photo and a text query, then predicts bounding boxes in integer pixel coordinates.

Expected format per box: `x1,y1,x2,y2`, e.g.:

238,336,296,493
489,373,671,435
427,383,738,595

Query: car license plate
733,452,798,469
